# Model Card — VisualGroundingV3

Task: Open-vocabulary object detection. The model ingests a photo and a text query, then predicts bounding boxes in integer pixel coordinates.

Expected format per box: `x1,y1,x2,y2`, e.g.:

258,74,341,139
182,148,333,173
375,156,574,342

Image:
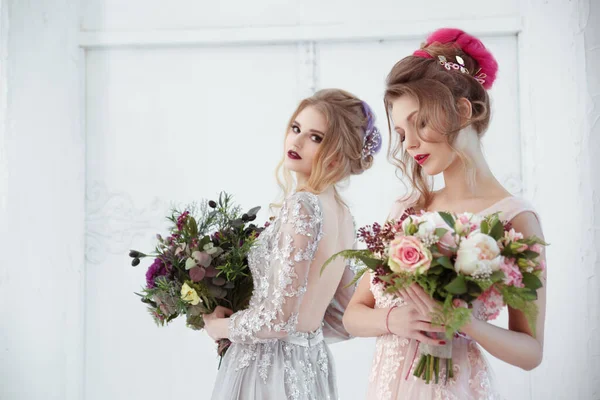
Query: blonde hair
273,89,375,209
385,43,492,209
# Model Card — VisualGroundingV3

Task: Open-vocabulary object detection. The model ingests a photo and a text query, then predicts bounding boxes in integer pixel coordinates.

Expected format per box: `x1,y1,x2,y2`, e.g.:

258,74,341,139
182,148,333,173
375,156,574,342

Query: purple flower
358,223,385,253
176,211,190,231
146,258,168,288
372,266,388,287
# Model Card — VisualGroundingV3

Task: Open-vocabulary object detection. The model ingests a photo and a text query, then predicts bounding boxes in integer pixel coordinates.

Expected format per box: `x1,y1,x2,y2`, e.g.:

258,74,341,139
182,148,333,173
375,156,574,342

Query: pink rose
388,235,432,274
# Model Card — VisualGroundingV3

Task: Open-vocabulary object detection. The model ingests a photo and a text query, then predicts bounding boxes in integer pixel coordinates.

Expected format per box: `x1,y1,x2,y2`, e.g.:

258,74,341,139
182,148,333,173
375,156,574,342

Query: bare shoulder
510,210,544,239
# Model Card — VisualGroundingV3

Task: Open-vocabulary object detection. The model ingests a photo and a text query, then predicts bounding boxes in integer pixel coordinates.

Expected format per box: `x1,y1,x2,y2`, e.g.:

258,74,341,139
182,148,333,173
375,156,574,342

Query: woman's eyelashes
291,124,323,144
396,120,425,143
311,134,323,144
396,129,406,143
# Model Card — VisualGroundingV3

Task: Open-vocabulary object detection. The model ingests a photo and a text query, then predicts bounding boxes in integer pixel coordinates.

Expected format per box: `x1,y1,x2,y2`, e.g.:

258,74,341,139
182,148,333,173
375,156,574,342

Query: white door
84,33,526,400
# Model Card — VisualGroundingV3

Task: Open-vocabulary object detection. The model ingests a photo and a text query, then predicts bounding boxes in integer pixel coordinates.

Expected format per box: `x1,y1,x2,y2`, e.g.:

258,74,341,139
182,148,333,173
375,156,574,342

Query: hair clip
437,55,486,86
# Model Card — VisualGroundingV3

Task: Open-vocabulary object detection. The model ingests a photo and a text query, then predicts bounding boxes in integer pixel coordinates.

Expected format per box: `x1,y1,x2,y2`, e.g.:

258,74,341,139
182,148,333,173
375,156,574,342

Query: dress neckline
424,196,515,216
474,196,515,215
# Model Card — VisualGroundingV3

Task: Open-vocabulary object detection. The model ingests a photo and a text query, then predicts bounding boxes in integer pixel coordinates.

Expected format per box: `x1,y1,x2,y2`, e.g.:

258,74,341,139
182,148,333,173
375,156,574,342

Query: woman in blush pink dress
342,28,547,400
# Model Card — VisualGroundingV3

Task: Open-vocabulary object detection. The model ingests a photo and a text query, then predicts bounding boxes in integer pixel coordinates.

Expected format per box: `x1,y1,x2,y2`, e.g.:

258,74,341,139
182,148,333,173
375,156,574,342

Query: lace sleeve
228,192,323,344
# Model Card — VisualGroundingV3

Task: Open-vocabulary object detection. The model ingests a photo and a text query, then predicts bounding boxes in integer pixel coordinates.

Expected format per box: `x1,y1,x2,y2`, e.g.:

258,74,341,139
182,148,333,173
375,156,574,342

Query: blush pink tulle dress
366,196,540,400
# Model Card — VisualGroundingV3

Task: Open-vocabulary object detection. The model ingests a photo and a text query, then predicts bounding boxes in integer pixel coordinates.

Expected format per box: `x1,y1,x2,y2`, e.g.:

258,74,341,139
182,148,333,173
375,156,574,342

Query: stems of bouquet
217,338,232,369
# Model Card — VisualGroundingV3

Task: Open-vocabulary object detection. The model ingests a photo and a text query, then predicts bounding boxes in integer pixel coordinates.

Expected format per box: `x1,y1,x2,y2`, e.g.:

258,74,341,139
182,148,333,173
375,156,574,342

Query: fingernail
440,341,446,345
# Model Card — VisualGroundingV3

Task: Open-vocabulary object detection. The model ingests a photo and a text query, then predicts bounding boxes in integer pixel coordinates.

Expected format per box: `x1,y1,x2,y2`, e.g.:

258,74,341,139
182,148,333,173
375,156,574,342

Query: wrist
217,317,230,340
460,315,479,337
385,306,397,335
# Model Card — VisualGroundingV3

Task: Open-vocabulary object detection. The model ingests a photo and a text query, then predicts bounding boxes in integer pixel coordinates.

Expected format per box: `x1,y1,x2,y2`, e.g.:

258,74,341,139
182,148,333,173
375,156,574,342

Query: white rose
455,232,502,276
417,219,436,237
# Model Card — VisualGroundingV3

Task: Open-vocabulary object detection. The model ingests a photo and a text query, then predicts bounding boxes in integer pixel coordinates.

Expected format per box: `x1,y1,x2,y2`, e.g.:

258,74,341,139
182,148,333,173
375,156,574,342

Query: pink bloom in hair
413,49,432,59
414,27,499,89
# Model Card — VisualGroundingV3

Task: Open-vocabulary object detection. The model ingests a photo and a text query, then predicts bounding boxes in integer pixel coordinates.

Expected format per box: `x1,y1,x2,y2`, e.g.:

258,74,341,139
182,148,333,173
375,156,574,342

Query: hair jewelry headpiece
361,101,382,160
411,28,498,89
437,55,487,85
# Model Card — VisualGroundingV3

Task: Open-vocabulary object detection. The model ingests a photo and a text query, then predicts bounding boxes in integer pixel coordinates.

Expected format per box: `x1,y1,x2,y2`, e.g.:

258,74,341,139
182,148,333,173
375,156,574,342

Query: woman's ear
457,97,473,121
326,153,340,170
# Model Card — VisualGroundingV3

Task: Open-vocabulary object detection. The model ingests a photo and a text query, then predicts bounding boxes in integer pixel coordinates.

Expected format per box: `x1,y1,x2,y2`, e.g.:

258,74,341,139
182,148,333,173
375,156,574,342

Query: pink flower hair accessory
412,27,498,89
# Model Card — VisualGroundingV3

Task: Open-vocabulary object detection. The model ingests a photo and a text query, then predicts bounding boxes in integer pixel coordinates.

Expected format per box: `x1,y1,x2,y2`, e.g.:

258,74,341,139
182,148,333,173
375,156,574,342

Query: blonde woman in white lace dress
343,28,547,400
202,89,383,400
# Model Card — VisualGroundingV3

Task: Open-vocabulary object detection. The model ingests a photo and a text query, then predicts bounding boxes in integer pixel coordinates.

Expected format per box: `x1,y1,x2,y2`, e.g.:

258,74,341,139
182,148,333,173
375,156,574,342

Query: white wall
518,1,599,398
0,0,7,292
0,1,84,400
1,0,598,399
81,34,524,400
583,0,600,397
79,0,519,32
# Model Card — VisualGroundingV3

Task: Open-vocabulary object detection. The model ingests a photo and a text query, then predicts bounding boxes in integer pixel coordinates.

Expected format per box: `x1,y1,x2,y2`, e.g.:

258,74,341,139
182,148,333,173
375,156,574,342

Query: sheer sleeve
228,192,323,344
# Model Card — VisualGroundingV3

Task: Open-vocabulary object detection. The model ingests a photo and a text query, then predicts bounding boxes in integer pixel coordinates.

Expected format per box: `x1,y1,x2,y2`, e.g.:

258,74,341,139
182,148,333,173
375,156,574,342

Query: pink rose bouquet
322,208,547,384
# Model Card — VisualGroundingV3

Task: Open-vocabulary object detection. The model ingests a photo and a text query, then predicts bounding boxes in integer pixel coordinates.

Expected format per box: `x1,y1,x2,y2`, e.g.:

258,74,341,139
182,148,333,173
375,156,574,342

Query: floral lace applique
228,192,323,387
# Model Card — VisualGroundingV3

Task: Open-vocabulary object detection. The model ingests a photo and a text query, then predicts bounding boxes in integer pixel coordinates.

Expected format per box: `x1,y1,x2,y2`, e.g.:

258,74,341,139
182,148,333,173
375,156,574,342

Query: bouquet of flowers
322,208,546,384
129,192,264,359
